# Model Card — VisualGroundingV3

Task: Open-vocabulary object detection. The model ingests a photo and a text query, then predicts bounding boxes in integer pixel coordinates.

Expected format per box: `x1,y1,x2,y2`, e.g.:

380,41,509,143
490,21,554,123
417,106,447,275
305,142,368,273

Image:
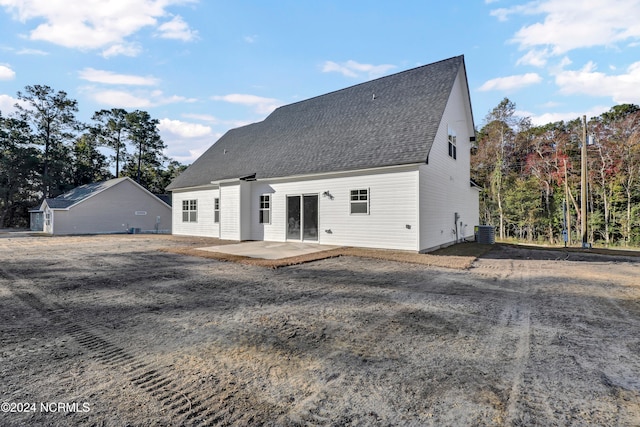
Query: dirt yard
1,234,639,426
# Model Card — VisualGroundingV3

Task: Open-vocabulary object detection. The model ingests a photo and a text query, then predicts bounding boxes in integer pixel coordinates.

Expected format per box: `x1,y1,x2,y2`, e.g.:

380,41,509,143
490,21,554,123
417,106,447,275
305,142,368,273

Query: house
30,177,171,235
167,55,479,252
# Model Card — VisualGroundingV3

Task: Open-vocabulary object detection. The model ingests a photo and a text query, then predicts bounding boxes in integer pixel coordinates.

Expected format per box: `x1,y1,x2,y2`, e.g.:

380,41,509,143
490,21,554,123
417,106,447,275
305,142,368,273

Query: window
350,189,369,214
214,198,220,223
448,126,457,160
259,195,271,224
182,199,197,222
45,212,51,226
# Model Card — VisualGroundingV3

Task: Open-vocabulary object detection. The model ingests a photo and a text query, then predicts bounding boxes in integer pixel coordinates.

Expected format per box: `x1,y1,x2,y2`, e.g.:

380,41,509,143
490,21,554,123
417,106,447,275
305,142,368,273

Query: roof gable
168,56,467,190
44,177,129,209
42,177,171,210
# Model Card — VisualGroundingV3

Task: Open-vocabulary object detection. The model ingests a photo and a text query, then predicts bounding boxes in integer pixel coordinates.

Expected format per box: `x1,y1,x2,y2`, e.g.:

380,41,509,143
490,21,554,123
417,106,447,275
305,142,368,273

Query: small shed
30,177,171,235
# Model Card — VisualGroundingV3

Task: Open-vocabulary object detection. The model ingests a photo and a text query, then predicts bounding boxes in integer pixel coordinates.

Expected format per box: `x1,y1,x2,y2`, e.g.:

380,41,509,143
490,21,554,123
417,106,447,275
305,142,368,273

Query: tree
15,85,79,198
0,114,40,227
473,98,523,239
504,176,542,241
91,108,129,177
609,110,640,245
124,110,166,185
72,133,112,187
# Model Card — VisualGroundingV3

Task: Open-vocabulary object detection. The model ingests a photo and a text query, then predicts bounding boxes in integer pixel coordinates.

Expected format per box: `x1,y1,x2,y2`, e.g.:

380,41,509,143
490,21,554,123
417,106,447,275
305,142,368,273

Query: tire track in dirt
501,260,556,426
0,265,273,426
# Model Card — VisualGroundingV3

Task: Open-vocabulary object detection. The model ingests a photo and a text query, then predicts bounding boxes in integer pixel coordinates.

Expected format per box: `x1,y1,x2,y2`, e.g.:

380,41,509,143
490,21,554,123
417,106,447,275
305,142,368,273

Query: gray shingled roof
167,56,466,191
44,177,129,209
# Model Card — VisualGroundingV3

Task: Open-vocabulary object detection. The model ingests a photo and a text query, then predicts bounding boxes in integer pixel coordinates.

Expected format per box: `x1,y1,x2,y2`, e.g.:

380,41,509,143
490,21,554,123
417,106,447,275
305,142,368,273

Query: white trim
213,197,220,224
349,188,370,215
285,193,320,242
182,199,198,223
259,194,271,225
197,163,423,188
172,183,219,192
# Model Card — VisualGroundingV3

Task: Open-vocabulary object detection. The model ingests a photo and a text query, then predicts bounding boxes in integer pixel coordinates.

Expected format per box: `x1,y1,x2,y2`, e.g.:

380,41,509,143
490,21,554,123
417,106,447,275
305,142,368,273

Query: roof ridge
167,54,467,190
272,55,464,112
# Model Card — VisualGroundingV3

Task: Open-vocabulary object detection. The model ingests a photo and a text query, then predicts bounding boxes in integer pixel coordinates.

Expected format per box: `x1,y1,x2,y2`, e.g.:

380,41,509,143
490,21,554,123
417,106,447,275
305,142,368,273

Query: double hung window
182,199,197,222
214,198,220,223
448,126,457,160
350,189,369,214
259,195,271,224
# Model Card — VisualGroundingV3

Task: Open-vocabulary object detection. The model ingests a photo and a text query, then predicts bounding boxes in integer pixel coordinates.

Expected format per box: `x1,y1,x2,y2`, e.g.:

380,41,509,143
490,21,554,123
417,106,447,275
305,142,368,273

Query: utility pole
581,115,589,248
564,158,571,246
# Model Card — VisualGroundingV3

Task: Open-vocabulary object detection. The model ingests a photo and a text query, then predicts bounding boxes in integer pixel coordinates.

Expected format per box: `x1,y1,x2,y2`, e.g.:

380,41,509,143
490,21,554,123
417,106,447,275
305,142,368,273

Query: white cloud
243,35,257,43
554,61,640,104
86,88,196,109
212,94,281,115
490,4,532,22
92,90,153,108
0,64,16,80
16,48,48,55
79,68,160,86
101,43,142,58
157,15,198,41
322,60,396,79
0,93,19,113
182,113,219,123
494,0,640,55
523,105,611,126
516,49,549,68
478,73,542,92
158,118,211,138
182,113,252,129
158,117,219,164
0,0,197,56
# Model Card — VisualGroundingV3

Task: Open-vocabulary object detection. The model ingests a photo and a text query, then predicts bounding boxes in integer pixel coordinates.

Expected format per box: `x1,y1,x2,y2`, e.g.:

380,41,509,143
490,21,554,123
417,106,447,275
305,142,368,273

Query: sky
1,0,640,166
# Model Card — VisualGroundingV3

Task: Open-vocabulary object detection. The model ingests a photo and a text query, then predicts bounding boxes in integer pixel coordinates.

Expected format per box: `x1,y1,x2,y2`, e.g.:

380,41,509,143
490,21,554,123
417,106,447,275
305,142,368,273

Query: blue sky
1,0,640,165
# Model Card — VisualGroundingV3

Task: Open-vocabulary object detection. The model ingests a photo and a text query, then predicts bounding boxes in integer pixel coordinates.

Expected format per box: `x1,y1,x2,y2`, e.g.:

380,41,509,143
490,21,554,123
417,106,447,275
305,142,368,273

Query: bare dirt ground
1,234,639,426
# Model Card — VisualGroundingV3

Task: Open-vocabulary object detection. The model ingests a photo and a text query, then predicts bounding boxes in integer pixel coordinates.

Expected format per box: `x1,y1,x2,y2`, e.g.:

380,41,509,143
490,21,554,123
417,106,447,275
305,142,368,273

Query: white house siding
172,187,220,237
50,179,171,235
249,166,420,251
419,68,479,251
219,182,241,240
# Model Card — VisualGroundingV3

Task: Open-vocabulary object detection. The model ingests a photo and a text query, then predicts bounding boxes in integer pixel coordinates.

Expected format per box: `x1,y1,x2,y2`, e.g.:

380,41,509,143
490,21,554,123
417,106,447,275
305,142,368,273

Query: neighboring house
167,55,479,252
30,177,171,235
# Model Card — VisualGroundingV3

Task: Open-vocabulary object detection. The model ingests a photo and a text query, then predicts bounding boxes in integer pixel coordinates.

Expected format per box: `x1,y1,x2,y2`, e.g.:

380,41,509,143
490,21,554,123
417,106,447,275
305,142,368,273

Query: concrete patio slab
197,240,342,260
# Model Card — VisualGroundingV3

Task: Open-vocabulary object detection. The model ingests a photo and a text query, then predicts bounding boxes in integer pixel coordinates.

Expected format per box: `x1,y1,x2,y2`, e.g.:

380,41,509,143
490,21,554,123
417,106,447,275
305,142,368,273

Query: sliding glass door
286,196,301,240
286,194,318,241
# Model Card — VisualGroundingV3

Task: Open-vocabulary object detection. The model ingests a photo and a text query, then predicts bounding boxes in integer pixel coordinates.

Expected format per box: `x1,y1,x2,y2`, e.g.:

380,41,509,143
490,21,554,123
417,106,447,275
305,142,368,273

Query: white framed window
259,195,271,224
448,126,457,160
182,199,197,222
214,198,220,223
350,189,369,214
45,212,51,226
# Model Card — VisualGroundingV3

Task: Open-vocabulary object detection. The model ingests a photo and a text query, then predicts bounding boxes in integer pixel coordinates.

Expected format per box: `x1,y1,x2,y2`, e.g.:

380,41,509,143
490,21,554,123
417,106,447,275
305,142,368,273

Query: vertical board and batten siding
220,182,241,240
249,166,420,250
49,179,172,235
419,68,479,251
239,181,252,240
172,187,220,237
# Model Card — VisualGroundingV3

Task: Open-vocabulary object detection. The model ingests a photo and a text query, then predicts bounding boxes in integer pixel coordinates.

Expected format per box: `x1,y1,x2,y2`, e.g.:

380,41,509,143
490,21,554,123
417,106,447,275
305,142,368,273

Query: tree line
0,84,186,228
3,85,639,246
473,98,640,247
